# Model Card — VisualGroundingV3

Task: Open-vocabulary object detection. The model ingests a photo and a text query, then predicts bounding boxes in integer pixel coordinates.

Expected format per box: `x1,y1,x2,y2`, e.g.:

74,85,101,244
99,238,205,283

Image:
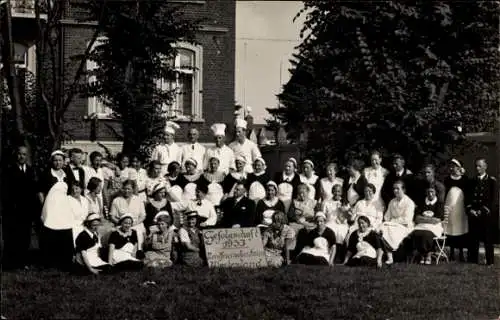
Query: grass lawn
2,263,499,320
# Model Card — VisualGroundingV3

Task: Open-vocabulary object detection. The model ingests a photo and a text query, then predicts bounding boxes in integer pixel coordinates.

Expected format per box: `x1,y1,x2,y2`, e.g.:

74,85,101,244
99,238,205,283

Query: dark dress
179,227,205,267
74,230,111,274
341,174,369,205
222,172,248,194
3,163,39,268
406,200,444,255
294,227,336,261
274,172,301,200
144,200,173,232
167,175,189,189
108,230,144,270
255,199,286,225
414,179,446,205
247,171,271,187
345,230,381,266
38,171,73,271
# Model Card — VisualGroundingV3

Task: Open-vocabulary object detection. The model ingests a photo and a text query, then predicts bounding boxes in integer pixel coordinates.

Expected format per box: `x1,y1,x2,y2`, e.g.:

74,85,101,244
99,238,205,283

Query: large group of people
2,118,498,275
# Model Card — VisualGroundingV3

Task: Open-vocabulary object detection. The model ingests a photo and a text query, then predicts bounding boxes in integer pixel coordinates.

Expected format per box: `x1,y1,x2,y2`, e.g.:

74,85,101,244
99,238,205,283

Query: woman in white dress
345,183,384,244
317,163,344,203
322,184,349,245
68,182,90,246
74,213,111,275
109,180,147,256
379,180,415,264
443,158,468,261
299,159,319,200
363,151,389,211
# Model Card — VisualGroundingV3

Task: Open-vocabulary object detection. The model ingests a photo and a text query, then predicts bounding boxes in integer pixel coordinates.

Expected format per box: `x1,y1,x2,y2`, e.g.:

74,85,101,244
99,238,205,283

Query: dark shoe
136,250,145,260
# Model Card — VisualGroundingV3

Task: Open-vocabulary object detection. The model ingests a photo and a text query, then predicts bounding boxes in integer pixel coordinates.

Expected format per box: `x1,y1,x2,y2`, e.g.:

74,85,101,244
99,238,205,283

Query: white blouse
384,195,415,228
110,195,146,226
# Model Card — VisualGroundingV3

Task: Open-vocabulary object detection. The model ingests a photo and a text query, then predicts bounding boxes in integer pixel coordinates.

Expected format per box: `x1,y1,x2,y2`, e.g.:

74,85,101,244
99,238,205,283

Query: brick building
9,0,236,155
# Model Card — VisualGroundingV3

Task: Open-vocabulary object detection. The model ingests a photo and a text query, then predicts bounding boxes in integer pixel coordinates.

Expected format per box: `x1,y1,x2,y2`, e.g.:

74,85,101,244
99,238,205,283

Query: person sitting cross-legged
343,215,383,268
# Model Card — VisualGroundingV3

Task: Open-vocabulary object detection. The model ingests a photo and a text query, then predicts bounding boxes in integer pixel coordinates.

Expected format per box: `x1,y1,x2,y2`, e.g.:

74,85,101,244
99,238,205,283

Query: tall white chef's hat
234,118,247,129
210,123,226,137
165,121,180,135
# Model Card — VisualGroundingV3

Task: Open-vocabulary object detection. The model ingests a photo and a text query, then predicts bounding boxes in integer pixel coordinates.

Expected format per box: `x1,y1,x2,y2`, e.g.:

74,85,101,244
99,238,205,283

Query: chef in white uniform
180,128,206,173
204,123,236,174
151,121,182,176
228,118,261,173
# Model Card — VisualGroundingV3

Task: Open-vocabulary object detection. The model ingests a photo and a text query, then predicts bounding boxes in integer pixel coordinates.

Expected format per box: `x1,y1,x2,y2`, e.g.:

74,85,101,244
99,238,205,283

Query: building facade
9,0,236,154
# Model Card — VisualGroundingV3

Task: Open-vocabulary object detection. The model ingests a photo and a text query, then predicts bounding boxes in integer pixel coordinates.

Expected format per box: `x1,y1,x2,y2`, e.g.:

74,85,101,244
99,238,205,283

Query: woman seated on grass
405,186,444,265
107,214,144,270
144,211,177,268
295,212,336,266
74,213,111,275
343,215,383,268
178,211,205,267
262,211,295,267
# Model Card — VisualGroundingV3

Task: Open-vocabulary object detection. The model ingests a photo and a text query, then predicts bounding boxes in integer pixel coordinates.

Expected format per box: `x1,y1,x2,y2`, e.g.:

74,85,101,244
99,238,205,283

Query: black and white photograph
1,0,499,319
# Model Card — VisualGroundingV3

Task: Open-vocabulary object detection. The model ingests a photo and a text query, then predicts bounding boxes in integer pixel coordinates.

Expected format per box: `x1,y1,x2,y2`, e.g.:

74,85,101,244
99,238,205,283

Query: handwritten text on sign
202,228,268,268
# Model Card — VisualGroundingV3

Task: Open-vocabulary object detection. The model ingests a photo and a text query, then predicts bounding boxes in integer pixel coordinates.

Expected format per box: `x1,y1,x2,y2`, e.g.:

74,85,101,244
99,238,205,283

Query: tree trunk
1,0,26,145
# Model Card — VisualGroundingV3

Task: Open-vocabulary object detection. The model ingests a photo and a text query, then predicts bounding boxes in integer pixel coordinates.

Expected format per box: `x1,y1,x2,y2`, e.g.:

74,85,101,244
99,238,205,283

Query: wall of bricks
59,0,236,144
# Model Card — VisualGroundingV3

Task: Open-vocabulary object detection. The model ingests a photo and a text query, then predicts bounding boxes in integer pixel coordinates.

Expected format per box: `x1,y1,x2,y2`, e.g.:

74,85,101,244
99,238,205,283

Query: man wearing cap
151,121,182,176
180,128,206,173
466,158,498,265
204,123,236,174
229,118,262,173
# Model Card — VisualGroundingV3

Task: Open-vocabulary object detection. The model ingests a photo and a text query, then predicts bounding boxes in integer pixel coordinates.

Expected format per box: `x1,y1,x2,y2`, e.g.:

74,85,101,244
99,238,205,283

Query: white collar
395,169,405,176
450,174,461,180
425,197,437,206
51,168,66,178
478,173,487,180
283,172,295,180
235,196,244,203
254,171,265,177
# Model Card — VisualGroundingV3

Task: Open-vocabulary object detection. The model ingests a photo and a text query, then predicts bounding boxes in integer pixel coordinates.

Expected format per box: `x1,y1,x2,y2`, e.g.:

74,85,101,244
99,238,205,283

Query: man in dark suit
466,158,498,265
381,154,414,205
220,183,256,228
64,148,86,194
3,146,39,269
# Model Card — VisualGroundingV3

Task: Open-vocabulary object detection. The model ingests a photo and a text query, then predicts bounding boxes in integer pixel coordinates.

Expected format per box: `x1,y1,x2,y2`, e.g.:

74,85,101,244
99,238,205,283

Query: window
86,37,112,117
156,42,203,120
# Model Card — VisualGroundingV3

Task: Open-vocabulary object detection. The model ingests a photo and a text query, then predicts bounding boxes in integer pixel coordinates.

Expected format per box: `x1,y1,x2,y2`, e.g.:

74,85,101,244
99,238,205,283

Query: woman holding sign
178,211,205,267
262,211,296,267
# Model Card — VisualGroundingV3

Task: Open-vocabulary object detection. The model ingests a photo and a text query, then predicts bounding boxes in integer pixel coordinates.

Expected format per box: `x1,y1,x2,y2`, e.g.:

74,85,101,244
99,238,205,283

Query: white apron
112,242,139,263
445,187,468,236
76,238,108,268
380,221,411,251
248,181,266,202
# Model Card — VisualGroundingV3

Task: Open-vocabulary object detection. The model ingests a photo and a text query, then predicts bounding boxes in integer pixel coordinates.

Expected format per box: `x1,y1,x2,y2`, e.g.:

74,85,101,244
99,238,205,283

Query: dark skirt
181,251,204,267
346,256,377,267
40,226,74,271
447,234,468,249
113,260,144,271
296,253,329,266
408,230,435,255
72,263,113,275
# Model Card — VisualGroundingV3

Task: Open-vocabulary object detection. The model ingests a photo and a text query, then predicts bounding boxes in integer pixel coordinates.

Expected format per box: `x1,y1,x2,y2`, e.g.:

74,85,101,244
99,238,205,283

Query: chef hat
165,121,180,135
185,158,198,167
235,154,247,164
303,159,314,169
51,150,65,158
154,211,170,223
315,211,327,221
211,123,227,137
234,118,247,129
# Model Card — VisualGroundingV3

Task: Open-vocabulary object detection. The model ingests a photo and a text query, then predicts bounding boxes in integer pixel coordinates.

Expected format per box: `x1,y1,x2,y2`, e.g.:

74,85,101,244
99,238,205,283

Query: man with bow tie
220,183,257,228
381,154,415,205
180,128,206,173
64,148,86,194
3,146,39,269
466,158,498,265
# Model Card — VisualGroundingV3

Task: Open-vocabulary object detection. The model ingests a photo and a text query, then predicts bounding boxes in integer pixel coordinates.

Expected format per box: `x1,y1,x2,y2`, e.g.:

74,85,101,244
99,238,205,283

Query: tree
79,0,198,159
1,0,104,169
272,1,500,170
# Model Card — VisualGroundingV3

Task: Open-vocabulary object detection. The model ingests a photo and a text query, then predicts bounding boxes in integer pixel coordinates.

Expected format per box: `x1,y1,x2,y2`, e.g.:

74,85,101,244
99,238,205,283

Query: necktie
93,233,98,242
192,145,195,150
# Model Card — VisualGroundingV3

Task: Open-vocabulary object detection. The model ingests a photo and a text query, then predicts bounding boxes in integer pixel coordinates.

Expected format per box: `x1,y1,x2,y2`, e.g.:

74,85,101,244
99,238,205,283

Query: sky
235,1,305,124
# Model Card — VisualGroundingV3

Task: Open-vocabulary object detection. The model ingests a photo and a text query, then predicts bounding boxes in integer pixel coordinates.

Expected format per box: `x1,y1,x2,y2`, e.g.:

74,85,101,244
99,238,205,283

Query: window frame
158,42,204,122
86,36,113,119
